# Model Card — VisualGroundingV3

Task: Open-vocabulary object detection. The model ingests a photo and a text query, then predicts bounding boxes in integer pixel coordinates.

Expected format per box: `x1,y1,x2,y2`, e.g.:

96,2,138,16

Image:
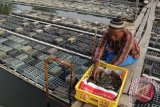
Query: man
92,18,140,78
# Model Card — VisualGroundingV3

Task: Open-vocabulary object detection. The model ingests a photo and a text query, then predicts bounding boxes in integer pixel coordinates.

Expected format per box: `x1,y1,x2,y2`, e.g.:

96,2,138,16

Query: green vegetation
0,3,12,15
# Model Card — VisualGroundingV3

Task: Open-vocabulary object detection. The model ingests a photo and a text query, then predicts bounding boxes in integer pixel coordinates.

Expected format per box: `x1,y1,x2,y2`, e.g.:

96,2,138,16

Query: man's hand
91,30,108,79
92,53,98,78
92,55,98,63
110,55,117,65
92,59,100,80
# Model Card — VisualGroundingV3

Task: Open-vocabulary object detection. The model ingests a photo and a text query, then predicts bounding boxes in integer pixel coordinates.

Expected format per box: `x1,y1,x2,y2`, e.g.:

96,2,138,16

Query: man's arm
111,31,134,66
92,30,108,79
94,30,108,60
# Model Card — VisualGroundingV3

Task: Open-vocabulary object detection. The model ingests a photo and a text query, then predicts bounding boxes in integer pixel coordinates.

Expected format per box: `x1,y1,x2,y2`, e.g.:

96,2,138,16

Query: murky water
56,10,110,24
1,3,110,25
13,4,110,24
0,3,66,107
0,68,65,107
14,4,33,11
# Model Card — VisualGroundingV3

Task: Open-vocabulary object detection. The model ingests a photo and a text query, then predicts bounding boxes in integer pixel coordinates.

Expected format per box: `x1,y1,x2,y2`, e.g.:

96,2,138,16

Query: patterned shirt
106,29,140,59
96,29,140,65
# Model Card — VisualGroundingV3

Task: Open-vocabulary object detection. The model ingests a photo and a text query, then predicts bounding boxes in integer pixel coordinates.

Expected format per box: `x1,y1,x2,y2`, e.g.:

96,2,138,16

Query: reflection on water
14,4,110,24
1,3,110,25
14,4,33,11
56,10,110,24
0,3,11,15
0,68,64,107
33,6,49,12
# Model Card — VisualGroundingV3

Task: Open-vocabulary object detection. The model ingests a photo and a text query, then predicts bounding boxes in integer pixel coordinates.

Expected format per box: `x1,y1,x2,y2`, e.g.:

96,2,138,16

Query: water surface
0,68,65,107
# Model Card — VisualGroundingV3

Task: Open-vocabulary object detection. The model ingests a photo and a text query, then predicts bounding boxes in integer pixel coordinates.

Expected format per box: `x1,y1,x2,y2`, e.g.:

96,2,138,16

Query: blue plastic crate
151,104,159,107
134,102,151,107
151,68,160,78
4,57,17,67
16,54,29,61
153,63,160,69
22,57,35,63
0,38,8,44
38,54,48,60
17,64,31,74
74,57,88,66
153,91,160,105
23,66,38,78
48,77,64,89
10,59,25,70
34,44,46,51
49,66,62,76
37,73,53,87
30,70,44,82
35,61,56,71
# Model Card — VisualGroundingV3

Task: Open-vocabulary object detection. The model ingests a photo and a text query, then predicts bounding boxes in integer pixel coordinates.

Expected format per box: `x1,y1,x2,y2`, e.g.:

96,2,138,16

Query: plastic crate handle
44,56,74,106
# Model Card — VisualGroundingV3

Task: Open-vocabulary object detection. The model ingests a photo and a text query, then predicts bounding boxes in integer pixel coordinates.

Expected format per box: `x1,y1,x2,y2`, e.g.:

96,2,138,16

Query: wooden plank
146,0,154,8
134,8,147,34
157,1,160,7
148,3,156,21
135,9,150,42
123,1,153,94
123,0,158,94
135,38,140,42
132,21,152,81
134,7,147,24
132,0,158,82
119,94,132,107
122,65,134,94
133,0,153,35
71,100,84,107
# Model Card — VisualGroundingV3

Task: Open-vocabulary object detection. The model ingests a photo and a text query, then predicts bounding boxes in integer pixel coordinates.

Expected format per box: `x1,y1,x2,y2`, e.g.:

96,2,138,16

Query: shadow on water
0,68,66,107
0,3,12,15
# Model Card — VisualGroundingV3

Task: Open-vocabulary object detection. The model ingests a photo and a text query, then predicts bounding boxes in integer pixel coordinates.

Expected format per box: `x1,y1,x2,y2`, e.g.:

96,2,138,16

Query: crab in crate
88,67,122,92
79,66,123,101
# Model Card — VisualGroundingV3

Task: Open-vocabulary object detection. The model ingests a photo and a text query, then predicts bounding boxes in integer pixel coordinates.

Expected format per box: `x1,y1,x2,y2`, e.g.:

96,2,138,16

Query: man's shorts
104,50,138,66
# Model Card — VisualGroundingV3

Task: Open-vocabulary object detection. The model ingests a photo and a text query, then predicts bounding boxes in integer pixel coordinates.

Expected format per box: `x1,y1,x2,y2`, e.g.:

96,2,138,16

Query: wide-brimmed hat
109,18,125,29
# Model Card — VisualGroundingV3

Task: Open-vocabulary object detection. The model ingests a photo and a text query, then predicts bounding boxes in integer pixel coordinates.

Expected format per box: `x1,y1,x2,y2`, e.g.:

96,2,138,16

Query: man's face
108,27,124,41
